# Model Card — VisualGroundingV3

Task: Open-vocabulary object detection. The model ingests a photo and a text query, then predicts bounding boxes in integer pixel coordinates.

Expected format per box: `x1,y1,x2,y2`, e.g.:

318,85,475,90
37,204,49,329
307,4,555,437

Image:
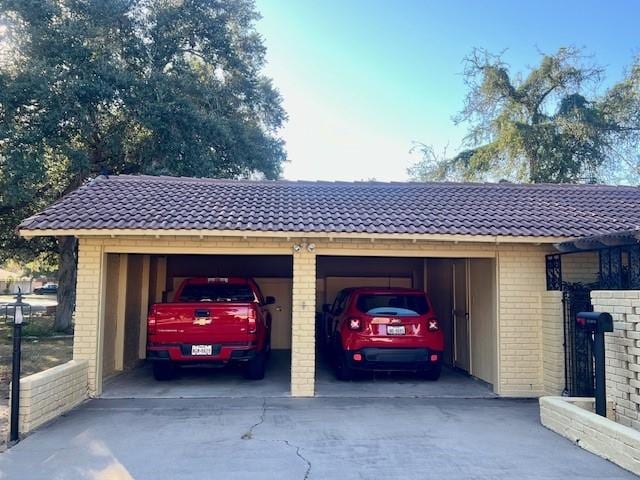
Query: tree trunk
54,236,78,332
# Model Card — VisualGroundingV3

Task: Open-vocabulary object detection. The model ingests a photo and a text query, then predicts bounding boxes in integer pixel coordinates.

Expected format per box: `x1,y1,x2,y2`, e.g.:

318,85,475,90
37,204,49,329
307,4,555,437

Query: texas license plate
191,345,213,355
387,325,406,335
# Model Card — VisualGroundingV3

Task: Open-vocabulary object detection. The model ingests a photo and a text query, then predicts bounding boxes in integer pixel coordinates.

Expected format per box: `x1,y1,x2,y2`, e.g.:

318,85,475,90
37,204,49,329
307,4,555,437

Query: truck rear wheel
153,361,176,381
420,364,441,381
244,352,267,380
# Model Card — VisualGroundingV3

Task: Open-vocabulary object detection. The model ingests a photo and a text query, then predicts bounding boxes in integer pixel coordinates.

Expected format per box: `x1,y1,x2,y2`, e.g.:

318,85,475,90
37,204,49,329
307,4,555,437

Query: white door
254,278,293,350
452,259,470,372
469,259,496,384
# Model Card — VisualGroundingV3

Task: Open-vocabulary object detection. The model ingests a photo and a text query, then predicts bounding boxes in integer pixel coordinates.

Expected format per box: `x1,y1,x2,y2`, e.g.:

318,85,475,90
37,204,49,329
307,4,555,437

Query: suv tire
420,364,441,381
334,343,355,381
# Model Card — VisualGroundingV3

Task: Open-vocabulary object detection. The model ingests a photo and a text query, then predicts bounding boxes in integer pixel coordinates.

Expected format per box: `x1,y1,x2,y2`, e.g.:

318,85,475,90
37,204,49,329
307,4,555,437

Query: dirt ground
0,315,73,451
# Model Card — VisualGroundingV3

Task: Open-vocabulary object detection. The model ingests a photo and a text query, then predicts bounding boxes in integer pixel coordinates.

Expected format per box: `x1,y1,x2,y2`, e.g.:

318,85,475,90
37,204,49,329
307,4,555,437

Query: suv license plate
191,345,213,355
387,326,406,335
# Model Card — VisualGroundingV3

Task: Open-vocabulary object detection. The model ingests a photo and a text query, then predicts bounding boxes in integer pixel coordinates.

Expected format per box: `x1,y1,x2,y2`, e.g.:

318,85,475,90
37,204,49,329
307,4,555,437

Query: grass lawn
0,314,73,451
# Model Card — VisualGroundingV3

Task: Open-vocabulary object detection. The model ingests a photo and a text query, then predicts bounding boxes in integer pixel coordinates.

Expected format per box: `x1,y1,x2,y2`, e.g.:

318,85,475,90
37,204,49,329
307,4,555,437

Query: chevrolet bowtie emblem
193,317,212,326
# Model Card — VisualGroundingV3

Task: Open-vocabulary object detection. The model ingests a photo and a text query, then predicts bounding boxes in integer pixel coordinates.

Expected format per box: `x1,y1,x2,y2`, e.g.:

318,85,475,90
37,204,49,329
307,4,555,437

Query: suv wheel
153,361,176,381
334,343,354,381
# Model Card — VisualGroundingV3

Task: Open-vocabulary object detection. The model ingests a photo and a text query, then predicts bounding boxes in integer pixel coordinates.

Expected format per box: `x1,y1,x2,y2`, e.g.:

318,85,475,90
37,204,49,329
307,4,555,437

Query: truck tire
245,352,267,380
153,361,176,381
420,364,441,381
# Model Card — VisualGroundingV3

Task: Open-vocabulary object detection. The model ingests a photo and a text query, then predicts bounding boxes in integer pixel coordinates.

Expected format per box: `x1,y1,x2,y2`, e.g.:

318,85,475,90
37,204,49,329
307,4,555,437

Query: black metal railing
562,284,595,396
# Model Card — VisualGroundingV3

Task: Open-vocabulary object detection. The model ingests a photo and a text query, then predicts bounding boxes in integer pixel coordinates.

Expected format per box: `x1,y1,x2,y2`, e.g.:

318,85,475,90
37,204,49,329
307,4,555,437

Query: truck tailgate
153,303,252,344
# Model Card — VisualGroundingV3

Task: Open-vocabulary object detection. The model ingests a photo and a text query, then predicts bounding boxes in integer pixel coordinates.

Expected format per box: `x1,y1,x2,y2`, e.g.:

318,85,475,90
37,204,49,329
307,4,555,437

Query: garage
313,255,496,397
97,250,496,399
99,253,295,398
19,172,628,430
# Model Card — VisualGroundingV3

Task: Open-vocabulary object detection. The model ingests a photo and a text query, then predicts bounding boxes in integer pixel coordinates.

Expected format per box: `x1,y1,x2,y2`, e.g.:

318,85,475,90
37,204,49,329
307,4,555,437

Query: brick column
291,248,317,397
592,290,640,429
72,238,105,396
542,290,564,395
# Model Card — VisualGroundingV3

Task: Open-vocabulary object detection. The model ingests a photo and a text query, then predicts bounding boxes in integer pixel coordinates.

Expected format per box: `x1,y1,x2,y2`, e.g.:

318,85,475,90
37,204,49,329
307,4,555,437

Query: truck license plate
191,345,213,355
387,326,405,335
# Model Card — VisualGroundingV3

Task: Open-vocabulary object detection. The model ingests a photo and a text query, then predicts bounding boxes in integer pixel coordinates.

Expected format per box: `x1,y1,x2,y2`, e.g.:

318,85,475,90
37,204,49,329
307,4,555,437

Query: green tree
409,47,640,184
0,0,286,331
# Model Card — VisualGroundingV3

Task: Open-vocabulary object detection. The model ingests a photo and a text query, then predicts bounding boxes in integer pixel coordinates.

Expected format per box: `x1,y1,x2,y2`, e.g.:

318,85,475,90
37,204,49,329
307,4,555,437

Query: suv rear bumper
343,347,442,372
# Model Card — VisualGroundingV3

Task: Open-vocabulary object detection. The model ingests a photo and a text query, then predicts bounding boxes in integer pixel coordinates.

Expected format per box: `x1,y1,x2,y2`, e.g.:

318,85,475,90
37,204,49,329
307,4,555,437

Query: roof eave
18,227,569,245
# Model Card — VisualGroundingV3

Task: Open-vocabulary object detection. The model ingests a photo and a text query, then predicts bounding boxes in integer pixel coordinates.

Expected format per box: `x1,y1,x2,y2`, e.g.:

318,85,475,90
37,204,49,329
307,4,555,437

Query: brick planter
540,396,640,475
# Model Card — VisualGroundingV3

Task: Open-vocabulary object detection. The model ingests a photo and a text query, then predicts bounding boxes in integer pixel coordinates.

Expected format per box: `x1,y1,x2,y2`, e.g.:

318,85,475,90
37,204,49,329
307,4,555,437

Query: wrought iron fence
562,284,595,396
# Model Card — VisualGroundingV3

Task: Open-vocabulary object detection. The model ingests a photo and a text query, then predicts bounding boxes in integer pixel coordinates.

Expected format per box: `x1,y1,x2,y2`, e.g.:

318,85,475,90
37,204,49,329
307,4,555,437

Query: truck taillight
248,306,257,334
148,305,158,335
427,319,439,332
348,318,362,331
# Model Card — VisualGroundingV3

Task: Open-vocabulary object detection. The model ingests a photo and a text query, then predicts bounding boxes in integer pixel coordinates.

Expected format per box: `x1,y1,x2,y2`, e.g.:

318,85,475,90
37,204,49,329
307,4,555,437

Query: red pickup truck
146,277,273,381
325,287,444,380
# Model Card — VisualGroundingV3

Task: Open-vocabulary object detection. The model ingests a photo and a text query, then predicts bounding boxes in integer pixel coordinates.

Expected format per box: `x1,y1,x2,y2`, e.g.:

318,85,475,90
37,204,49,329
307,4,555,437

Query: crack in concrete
240,399,311,478
241,398,267,440
282,439,312,480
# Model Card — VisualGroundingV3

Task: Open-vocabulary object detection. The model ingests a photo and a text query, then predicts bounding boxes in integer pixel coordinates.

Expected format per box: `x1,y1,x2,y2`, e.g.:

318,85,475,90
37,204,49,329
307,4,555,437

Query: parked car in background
33,283,58,295
325,287,444,380
146,277,274,380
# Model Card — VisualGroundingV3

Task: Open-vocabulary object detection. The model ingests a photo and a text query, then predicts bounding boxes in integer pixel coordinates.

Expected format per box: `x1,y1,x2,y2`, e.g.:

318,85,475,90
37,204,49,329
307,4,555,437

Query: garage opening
100,253,293,398
315,255,497,396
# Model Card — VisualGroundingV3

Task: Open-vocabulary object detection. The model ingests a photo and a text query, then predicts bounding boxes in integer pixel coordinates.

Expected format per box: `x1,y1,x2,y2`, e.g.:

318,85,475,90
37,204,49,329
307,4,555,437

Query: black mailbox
576,311,613,333
576,310,613,418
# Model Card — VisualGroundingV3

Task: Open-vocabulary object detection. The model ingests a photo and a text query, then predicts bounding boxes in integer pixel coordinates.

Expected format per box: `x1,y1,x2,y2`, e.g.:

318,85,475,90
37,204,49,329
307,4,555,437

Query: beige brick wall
542,290,564,395
72,234,559,398
291,249,317,396
74,240,104,395
497,246,547,396
540,396,640,475
13,360,88,434
592,290,640,430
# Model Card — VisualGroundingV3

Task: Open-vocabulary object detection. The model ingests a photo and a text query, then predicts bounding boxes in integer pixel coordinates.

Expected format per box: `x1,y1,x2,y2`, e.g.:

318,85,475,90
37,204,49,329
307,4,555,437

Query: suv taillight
348,318,362,331
248,306,257,334
427,318,439,332
148,305,158,335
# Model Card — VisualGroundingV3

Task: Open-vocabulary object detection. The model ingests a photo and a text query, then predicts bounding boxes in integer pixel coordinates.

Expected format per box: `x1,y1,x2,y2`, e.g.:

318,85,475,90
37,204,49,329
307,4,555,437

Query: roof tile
18,175,640,238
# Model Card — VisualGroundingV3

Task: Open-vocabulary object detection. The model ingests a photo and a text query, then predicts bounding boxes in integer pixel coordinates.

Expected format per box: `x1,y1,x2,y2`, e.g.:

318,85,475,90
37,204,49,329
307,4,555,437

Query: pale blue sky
255,0,640,181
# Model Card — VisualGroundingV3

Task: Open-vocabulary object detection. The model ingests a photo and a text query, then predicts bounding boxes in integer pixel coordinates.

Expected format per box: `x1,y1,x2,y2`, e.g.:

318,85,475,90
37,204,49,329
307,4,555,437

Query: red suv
326,287,444,380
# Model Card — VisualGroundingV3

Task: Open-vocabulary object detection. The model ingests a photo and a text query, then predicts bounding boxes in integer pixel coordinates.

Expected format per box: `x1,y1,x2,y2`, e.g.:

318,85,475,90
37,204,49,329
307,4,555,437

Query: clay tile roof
17,175,640,238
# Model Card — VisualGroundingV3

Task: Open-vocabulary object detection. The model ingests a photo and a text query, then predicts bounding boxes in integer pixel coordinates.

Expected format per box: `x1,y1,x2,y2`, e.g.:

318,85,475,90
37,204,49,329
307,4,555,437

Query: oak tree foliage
410,47,640,184
0,0,287,330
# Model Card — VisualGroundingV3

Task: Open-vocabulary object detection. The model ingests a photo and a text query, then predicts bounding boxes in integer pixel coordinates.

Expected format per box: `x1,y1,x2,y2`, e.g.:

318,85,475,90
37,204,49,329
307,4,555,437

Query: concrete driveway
0,397,634,479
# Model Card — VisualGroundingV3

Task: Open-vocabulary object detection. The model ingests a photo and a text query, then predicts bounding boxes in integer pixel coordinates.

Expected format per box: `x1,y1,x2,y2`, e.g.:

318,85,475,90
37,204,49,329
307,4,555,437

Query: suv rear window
176,283,255,303
355,293,429,316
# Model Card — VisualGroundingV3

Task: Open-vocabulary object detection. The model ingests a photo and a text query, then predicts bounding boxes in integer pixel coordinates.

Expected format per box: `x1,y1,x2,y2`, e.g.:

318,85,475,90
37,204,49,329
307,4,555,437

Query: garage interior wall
316,256,424,310
101,254,151,379
102,254,120,378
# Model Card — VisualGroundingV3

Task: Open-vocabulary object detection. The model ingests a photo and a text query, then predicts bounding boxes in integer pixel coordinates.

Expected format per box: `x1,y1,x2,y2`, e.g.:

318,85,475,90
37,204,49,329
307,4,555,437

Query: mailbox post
4,289,30,444
576,311,613,417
